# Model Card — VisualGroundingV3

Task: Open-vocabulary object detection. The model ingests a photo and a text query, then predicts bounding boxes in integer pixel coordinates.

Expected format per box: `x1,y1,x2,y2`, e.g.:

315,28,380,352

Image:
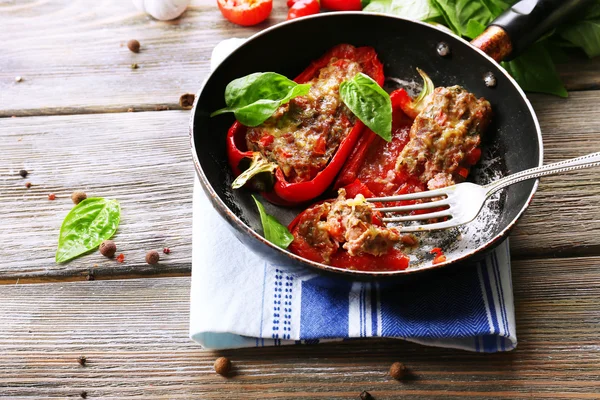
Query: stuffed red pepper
226,44,385,205
288,188,410,271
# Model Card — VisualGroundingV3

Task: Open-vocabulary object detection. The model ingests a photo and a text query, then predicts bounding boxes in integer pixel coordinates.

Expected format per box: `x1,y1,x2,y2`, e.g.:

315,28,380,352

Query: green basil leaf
364,0,440,21
465,19,487,39
340,73,392,142
56,198,121,263
560,19,600,58
501,41,568,98
252,195,294,249
210,72,311,127
429,0,497,38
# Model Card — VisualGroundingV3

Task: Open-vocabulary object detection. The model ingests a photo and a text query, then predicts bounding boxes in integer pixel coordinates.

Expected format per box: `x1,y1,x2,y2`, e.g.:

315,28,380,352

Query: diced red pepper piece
433,254,447,264
466,147,482,166
343,179,374,199
259,134,274,148
313,136,326,155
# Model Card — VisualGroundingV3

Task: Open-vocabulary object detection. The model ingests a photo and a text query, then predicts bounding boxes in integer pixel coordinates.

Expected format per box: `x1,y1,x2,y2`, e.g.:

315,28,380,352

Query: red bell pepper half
287,199,410,272
226,44,385,205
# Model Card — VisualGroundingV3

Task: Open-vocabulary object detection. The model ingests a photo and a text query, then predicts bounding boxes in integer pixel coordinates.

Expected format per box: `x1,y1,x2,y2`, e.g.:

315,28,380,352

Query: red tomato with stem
287,0,320,20
217,0,273,27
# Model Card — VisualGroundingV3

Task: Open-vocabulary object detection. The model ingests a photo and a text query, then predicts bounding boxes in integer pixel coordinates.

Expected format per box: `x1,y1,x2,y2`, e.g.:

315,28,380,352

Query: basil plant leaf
211,72,311,127
364,0,441,21
560,19,600,58
56,198,121,263
501,41,568,98
252,195,294,249
340,72,392,142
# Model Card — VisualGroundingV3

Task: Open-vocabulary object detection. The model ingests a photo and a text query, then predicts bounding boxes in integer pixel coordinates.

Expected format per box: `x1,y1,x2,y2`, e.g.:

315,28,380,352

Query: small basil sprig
211,72,311,127
340,72,392,142
252,195,294,249
56,198,121,263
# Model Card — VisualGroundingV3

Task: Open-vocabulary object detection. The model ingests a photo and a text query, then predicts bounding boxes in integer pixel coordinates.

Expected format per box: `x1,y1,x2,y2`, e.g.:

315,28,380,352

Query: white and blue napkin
189,39,517,353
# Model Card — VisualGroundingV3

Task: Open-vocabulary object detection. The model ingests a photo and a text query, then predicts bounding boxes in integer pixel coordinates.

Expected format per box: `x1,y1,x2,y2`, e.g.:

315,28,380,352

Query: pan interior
193,13,541,273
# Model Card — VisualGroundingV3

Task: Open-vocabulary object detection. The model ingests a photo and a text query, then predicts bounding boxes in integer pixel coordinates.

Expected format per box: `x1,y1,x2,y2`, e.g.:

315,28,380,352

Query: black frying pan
190,0,590,279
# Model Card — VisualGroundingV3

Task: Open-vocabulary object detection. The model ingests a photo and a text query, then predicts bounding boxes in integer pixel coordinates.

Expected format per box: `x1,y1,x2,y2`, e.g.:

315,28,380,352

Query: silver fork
366,152,600,232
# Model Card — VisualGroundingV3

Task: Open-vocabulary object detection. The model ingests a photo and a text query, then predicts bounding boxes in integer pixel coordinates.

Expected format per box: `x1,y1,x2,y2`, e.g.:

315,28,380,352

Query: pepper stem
413,68,434,114
232,152,278,190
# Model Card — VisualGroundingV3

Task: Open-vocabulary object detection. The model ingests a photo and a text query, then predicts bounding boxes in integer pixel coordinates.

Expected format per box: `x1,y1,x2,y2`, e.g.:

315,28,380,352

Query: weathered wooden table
2,1,600,398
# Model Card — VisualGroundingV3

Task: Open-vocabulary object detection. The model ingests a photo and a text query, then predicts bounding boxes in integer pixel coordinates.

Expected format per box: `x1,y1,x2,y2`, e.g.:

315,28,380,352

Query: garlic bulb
132,0,190,21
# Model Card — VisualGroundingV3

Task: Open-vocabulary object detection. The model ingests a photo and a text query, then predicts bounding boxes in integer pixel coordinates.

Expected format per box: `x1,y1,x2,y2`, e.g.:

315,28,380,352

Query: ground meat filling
396,86,492,189
245,59,361,183
296,189,400,262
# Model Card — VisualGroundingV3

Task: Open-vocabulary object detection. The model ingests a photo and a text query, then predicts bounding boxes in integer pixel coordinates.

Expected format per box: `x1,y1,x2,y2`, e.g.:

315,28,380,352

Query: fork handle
484,152,600,196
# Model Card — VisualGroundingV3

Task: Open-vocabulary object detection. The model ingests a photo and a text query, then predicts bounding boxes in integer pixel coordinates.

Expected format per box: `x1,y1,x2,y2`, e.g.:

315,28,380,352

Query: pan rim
190,11,544,277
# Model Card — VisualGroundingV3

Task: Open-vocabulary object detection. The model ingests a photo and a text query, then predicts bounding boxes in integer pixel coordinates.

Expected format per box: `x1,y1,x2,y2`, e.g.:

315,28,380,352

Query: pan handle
471,0,595,62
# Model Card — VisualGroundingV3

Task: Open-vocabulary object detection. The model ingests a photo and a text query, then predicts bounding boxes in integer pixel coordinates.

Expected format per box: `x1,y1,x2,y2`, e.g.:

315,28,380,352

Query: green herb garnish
211,72,311,127
56,198,121,263
340,72,393,142
252,195,294,249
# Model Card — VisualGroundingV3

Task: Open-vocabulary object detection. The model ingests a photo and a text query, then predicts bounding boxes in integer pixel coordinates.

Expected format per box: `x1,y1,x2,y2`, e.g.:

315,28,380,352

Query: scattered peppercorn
48,193,56,200
25,182,32,188
77,356,87,366
86,273,95,281
19,169,28,178
127,39,140,53
163,247,171,254
116,253,125,263
131,63,139,69
214,357,232,376
154,105,169,111
99,240,117,258
145,250,160,265
179,93,195,109
80,391,88,399
359,391,374,400
15,76,23,82
71,191,87,205
389,362,406,380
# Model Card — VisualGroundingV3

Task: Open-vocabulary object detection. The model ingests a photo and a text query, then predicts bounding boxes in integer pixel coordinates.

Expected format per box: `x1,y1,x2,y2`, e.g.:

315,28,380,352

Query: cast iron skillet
191,0,590,279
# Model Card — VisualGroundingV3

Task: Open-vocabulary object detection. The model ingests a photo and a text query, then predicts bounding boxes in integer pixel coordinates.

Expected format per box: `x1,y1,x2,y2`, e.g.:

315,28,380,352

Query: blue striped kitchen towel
189,178,516,352
188,39,516,352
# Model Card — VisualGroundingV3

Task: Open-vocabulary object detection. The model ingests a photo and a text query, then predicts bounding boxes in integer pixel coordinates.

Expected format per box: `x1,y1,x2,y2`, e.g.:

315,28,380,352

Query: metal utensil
368,152,600,232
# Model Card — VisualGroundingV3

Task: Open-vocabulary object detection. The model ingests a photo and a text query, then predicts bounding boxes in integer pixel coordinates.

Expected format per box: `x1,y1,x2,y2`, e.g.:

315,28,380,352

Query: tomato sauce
356,108,425,198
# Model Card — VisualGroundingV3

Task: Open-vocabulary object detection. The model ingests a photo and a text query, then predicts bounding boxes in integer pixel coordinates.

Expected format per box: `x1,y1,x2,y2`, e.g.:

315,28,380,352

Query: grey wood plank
0,0,285,117
2,90,600,282
0,265,598,399
1,0,599,117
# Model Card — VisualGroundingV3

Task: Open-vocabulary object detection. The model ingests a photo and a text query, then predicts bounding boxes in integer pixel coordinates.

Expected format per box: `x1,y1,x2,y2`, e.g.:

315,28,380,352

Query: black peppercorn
214,357,232,376
127,39,140,53
389,362,406,380
145,250,160,265
99,240,117,258
71,191,87,205
77,356,86,366
19,169,28,178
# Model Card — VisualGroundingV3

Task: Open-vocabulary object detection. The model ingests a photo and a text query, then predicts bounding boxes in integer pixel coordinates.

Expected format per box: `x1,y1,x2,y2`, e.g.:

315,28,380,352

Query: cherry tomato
287,0,320,20
217,0,273,27
321,0,368,11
